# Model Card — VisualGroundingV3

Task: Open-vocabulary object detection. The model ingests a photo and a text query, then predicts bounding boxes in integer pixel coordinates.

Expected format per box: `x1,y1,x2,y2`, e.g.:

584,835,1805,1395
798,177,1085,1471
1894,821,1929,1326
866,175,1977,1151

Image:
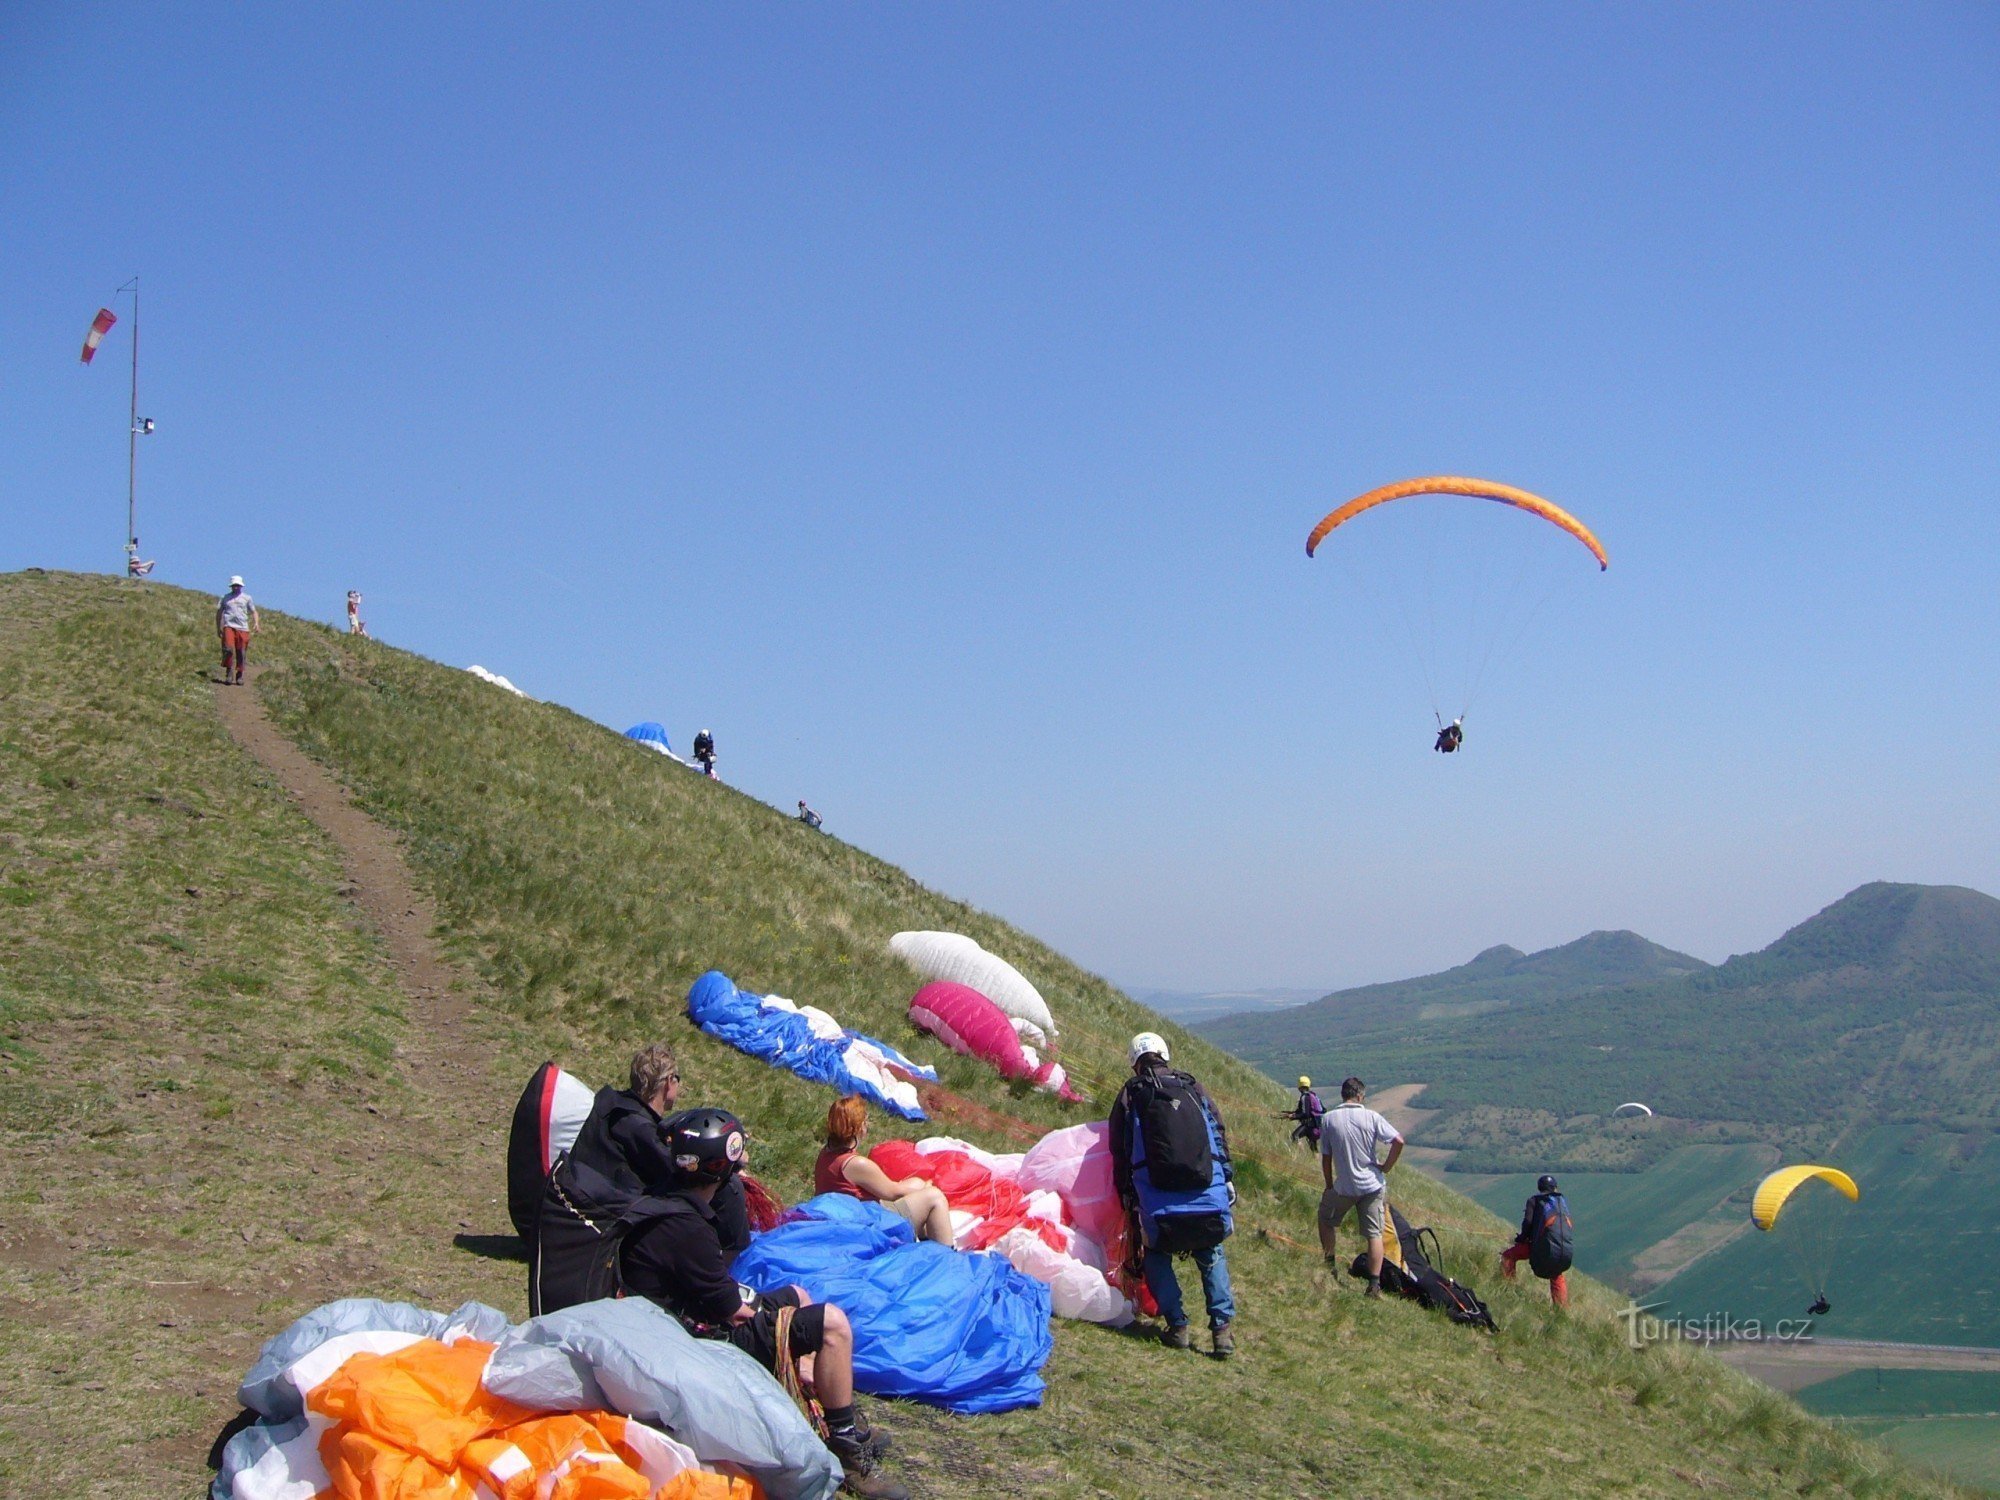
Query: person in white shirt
1317,1076,1404,1298
215,577,260,685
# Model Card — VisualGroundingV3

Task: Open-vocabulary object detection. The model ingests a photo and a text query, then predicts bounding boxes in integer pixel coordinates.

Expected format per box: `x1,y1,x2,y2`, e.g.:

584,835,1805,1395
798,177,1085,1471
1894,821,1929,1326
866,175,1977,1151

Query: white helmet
1128,1031,1170,1066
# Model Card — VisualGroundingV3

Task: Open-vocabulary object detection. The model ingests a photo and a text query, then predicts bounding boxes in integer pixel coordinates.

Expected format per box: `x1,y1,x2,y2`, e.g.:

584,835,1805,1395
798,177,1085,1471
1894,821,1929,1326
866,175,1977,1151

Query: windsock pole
123,277,140,575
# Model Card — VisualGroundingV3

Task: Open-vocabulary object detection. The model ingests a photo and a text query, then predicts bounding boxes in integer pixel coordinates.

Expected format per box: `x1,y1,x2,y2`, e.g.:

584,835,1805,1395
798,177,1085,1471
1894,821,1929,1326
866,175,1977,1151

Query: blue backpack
1528,1192,1574,1279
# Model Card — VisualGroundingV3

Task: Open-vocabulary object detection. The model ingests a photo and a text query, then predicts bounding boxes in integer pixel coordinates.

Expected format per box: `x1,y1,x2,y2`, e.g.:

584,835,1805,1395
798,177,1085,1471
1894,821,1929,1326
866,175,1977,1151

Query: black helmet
662,1108,748,1183
1537,1174,1559,1194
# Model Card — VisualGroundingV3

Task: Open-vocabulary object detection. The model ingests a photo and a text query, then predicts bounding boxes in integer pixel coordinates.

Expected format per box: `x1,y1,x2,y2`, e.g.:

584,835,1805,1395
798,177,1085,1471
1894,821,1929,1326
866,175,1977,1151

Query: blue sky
5,6,1997,990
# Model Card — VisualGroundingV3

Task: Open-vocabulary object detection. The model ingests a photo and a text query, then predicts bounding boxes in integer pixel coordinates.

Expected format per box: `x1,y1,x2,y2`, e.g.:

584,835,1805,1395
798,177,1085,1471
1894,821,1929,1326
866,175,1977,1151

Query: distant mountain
1205,883,2000,1162
1199,928,1708,1058
1125,986,1328,1026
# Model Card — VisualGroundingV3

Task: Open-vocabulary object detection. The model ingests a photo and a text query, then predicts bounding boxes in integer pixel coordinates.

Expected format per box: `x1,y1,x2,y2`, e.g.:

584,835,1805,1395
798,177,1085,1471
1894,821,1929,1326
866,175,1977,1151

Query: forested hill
1199,928,1708,1058
1207,882,2000,1158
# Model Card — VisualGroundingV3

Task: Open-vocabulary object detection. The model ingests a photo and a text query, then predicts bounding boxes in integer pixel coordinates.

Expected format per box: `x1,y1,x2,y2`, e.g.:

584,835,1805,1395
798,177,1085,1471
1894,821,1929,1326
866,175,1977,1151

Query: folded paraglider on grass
212,1297,842,1500
731,1194,1055,1415
686,970,937,1121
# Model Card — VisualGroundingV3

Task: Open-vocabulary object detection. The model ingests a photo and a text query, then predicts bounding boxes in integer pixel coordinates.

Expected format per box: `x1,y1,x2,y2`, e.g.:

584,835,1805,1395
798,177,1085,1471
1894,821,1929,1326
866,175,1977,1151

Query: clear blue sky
6,6,1997,991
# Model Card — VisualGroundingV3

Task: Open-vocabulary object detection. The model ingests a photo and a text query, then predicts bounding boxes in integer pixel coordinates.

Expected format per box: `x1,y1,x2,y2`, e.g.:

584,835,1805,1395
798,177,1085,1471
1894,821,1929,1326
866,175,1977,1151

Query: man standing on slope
1110,1031,1238,1357
1317,1076,1405,1298
215,576,259,685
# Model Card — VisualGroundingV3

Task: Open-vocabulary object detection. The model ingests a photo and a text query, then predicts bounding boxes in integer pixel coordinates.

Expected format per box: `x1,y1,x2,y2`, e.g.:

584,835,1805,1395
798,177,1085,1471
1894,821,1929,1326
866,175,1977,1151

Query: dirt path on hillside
214,666,490,1102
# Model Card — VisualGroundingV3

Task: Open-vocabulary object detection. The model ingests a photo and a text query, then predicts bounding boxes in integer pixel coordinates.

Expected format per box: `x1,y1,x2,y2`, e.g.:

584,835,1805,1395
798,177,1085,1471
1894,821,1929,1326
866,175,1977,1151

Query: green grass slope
0,572,1973,1498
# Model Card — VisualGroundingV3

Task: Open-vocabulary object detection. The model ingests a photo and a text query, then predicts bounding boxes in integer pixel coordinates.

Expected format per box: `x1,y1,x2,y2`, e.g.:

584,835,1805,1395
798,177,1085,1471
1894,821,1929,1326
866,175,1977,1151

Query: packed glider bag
1354,1203,1497,1332
907,980,1078,1100
507,1060,597,1238
213,1296,841,1500
686,969,936,1121
732,1194,1055,1414
887,930,1058,1045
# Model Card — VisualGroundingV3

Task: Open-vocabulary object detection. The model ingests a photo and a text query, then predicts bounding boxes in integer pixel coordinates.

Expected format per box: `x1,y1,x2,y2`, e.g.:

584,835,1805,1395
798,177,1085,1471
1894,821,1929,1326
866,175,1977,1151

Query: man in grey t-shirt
215,576,260,685
1317,1076,1404,1297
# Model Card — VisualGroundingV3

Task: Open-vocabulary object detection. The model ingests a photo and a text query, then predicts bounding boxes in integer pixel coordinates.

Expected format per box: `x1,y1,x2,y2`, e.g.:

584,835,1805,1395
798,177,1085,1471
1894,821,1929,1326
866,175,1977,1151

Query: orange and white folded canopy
229,1328,754,1500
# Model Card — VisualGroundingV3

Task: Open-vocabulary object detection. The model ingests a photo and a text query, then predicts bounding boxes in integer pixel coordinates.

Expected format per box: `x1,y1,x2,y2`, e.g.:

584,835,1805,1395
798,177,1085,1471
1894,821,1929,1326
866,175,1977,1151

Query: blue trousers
1144,1244,1235,1329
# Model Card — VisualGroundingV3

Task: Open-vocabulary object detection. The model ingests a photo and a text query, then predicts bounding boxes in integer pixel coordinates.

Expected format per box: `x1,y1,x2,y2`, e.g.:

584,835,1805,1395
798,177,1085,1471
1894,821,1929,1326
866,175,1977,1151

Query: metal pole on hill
123,276,141,576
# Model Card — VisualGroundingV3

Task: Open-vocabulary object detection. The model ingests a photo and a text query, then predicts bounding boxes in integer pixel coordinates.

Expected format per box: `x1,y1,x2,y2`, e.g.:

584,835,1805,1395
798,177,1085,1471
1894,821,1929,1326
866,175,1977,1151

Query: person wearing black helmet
620,1108,909,1500
556,1041,753,1259
1500,1173,1573,1307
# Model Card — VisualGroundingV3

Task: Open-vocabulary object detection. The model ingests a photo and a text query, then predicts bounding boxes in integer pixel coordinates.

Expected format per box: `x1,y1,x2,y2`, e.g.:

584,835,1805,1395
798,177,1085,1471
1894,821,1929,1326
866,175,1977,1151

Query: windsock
80,308,116,364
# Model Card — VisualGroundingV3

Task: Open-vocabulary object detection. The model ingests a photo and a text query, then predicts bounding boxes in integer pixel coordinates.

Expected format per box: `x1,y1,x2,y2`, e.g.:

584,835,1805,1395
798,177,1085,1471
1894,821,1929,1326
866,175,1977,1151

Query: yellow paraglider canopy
1751,1164,1859,1232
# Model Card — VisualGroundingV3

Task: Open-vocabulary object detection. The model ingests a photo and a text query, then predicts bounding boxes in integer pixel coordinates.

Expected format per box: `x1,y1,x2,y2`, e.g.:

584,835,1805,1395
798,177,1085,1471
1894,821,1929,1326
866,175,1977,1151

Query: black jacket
620,1188,751,1329
563,1087,751,1260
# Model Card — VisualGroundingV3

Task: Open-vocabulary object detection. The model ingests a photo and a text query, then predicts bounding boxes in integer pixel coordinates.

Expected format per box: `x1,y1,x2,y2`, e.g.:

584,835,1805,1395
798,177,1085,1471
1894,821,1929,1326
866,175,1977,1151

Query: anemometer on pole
80,276,155,577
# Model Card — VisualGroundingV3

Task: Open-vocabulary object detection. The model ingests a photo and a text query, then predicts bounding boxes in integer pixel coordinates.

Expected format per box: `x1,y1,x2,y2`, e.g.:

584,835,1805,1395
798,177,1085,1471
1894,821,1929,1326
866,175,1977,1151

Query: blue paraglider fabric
623,722,673,752
685,970,934,1122
732,1195,1054,1415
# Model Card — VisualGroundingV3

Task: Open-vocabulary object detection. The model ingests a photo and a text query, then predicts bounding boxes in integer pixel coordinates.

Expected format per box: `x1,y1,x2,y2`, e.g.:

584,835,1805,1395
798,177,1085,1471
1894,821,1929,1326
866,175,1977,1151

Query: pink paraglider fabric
1017,1122,1125,1251
870,1140,1067,1253
907,981,1080,1101
868,1136,1137,1324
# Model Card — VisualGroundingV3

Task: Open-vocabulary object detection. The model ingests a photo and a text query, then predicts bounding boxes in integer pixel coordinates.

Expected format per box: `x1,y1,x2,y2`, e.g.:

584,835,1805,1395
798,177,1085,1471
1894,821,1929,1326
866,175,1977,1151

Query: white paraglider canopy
1612,1101,1654,1117
889,931,1057,1045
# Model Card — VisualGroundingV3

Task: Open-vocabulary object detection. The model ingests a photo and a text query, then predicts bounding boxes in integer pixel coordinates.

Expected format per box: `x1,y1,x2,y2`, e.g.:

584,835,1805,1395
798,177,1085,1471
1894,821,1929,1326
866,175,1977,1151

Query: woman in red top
814,1096,956,1245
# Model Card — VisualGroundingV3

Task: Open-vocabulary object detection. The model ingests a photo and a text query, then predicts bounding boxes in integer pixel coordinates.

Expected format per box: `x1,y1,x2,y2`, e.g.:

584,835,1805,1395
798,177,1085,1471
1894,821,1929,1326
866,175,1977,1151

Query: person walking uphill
215,576,260,684
1111,1031,1238,1357
1318,1077,1405,1298
1501,1174,1573,1308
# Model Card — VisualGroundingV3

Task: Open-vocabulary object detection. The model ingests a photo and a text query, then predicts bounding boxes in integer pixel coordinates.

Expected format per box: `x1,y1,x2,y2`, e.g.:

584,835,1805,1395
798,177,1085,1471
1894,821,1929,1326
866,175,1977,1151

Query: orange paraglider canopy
1306,476,1608,570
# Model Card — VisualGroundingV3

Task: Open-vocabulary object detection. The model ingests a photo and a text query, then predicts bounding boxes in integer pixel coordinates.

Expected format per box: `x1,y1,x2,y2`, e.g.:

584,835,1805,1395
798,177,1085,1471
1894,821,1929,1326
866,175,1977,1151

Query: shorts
1319,1186,1386,1241
728,1288,827,1373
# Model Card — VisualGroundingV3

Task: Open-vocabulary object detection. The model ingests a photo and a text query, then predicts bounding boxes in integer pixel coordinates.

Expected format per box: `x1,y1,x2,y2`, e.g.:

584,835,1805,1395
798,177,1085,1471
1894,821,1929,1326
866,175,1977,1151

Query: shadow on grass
207,1407,259,1471
453,1232,529,1263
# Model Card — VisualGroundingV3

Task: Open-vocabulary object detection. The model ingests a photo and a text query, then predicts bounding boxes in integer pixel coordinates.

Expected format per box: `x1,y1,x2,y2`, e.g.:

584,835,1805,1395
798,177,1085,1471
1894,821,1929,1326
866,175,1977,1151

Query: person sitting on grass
814,1096,956,1245
562,1040,752,1259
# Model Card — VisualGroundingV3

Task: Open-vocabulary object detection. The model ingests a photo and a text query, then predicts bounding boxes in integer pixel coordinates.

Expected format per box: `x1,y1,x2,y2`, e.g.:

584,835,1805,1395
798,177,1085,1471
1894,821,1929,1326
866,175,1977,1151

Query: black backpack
1353,1206,1498,1332
529,1151,692,1317
1127,1070,1215,1192
1527,1192,1574,1280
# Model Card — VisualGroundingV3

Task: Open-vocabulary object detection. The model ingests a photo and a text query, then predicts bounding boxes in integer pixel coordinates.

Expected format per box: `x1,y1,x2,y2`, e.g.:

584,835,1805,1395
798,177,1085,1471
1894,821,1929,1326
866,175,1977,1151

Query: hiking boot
1364,1280,1383,1300
1210,1321,1235,1358
828,1428,909,1500
853,1410,893,1457
1161,1322,1193,1350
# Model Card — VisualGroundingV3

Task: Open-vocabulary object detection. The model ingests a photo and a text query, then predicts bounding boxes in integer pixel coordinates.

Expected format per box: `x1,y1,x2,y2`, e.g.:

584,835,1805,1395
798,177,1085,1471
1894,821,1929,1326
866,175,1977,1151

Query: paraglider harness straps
773,1303,829,1439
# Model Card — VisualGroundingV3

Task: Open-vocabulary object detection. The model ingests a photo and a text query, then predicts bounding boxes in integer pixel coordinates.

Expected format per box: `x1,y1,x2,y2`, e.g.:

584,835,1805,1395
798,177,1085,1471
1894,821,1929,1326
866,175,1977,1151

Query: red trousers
1501,1243,1568,1306
220,628,249,678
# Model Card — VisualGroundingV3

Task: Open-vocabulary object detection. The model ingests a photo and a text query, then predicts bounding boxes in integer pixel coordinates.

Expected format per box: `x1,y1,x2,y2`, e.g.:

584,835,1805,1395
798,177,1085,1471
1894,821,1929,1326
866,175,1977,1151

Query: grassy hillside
0,572,1973,1498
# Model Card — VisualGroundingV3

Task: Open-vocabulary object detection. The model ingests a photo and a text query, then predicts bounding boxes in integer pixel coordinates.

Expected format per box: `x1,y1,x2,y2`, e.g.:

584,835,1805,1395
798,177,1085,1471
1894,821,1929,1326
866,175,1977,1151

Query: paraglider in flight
1307,477,1607,754
1305,476,1609,570
1612,1102,1654,1118
1751,1164,1859,1316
